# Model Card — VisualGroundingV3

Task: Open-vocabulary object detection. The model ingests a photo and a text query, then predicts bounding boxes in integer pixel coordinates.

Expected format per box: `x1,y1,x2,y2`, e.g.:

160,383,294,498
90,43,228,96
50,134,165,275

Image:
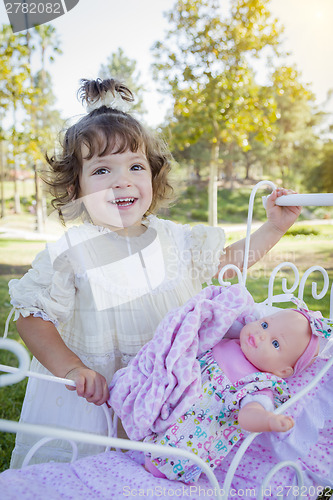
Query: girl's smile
110,197,136,207
78,147,153,232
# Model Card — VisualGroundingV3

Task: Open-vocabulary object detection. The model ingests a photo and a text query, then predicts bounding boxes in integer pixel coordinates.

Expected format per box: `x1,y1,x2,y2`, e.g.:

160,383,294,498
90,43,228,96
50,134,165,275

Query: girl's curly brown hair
45,78,174,223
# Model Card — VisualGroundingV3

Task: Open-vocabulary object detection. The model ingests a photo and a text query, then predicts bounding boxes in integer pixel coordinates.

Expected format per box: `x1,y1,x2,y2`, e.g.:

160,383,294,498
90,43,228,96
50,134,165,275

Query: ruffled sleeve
188,224,225,284
8,246,75,326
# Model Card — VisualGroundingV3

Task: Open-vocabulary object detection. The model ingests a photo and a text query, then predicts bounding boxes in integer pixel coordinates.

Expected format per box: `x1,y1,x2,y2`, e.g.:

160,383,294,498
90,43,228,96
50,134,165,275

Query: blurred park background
0,1,333,494
1,0,333,228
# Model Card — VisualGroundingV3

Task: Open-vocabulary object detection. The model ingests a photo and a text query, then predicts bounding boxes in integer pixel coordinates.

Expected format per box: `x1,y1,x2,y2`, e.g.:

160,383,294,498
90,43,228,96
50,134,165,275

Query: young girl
8,78,300,468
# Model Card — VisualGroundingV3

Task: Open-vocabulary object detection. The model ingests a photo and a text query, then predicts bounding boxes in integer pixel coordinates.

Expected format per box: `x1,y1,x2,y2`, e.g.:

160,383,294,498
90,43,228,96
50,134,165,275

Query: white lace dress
8,216,225,468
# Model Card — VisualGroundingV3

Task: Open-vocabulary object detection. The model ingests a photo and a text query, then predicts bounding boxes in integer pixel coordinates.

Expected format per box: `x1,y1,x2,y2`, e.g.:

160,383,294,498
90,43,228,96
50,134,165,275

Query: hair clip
85,90,132,114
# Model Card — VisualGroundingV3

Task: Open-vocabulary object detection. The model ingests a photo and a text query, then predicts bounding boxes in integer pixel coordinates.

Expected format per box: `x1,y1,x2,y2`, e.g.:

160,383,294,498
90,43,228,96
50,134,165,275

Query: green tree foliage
0,25,29,108
0,24,62,225
26,25,63,231
99,47,145,115
34,24,62,66
266,65,321,186
231,69,322,184
24,25,62,157
305,140,333,193
152,0,284,225
0,25,30,214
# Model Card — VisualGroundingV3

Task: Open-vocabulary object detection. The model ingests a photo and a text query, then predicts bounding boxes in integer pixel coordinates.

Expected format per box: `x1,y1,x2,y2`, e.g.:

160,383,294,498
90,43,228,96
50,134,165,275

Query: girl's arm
218,188,301,275
238,401,294,433
16,315,109,406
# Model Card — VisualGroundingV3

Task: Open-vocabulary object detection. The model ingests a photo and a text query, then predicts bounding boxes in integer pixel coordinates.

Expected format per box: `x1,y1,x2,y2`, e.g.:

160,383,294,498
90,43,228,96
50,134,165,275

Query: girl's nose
112,171,131,189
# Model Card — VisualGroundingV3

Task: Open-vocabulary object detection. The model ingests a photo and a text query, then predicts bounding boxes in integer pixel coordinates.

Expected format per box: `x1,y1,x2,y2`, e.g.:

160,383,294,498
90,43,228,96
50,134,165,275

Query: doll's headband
291,297,333,375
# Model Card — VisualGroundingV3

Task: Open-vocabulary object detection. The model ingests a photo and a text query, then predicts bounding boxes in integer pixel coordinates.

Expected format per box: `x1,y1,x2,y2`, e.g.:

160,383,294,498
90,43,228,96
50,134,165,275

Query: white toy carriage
0,180,333,500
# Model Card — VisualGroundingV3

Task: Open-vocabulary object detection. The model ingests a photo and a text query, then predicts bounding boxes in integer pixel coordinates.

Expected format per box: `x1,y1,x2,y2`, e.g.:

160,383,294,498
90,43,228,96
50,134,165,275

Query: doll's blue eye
272,340,280,349
261,321,268,329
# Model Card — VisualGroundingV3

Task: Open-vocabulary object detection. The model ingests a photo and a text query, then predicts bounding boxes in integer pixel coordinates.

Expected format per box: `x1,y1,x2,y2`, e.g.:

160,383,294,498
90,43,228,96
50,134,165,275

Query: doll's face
240,310,311,378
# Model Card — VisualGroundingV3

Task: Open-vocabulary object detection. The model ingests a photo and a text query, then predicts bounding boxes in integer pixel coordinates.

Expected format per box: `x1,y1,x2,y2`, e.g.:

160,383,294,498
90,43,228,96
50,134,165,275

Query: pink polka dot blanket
1,290,332,497
108,284,258,440
1,369,332,500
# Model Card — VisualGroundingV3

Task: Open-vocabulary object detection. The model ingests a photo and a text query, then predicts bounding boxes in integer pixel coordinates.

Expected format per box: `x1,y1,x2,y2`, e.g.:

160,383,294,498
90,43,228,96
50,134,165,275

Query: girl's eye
272,340,280,349
93,168,109,175
261,321,268,329
131,164,144,171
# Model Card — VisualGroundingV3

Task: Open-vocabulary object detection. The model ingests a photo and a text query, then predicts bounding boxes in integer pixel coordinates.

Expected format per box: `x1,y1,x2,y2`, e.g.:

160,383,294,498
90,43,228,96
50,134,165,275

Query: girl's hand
268,413,294,433
65,366,109,406
266,188,301,234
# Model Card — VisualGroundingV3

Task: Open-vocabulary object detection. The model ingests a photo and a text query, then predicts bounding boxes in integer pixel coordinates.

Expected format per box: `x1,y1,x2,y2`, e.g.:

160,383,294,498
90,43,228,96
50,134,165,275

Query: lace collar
82,215,157,239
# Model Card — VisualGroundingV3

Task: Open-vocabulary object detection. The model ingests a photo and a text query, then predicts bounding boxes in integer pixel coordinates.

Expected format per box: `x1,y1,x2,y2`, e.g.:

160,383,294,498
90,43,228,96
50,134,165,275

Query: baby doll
143,307,328,483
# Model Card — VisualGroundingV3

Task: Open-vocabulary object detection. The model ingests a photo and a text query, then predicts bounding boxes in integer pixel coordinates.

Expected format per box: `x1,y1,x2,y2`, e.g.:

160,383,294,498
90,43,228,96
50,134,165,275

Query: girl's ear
275,366,294,379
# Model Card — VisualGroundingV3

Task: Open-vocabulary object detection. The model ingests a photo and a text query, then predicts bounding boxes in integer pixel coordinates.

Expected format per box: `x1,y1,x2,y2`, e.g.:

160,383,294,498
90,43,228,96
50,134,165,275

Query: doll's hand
268,413,294,433
266,188,301,234
65,366,109,406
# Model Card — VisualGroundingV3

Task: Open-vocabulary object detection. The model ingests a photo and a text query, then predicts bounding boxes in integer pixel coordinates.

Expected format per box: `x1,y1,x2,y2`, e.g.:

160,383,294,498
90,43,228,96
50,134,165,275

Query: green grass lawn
0,224,332,498
0,238,46,471
219,223,333,317
166,183,333,224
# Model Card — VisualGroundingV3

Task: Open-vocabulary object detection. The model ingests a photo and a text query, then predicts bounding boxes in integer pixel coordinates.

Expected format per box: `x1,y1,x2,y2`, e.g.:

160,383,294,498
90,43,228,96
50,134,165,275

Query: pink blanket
108,284,257,440
1,358,332,498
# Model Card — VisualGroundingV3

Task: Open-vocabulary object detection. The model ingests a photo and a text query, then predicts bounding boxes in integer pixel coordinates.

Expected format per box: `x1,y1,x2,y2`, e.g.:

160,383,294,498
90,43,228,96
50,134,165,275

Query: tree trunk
34,163,43,232
12,103,21,214
208,142,219,226
245,152,251,180
13,170,21,214
279,160,286,185
0,140,5,218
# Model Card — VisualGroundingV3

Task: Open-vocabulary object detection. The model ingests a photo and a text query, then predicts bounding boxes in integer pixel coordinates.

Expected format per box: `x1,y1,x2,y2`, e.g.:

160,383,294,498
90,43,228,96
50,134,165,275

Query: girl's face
239,310,311,378
78,146,153,232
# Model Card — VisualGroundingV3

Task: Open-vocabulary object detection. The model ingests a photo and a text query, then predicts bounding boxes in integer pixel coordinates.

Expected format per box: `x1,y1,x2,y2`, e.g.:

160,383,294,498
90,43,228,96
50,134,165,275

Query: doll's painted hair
45,78,173,222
